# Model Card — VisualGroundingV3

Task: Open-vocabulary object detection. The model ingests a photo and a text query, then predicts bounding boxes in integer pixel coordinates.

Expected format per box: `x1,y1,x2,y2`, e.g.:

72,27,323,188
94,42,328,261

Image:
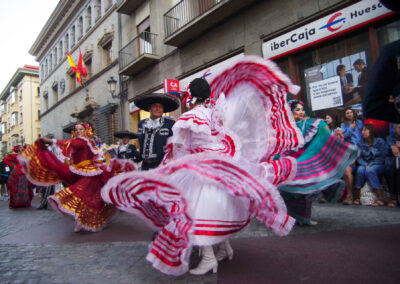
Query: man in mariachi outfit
134,93,179,170
114,130,141,162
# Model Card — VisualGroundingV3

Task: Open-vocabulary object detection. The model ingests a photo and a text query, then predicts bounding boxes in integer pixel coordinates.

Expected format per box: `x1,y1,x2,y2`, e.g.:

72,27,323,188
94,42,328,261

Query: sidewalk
0,197,399,283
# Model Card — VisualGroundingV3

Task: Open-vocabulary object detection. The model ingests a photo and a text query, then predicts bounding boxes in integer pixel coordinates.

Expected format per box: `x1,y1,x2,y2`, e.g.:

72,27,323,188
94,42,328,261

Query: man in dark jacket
353,59,369,101
363,0,400,123
134,93,180,170
114,130,141,163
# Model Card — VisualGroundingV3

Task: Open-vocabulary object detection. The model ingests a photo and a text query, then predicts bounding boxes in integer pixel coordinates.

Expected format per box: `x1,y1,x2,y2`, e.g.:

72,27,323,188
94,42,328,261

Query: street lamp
107,76,127,99
107,76,117,98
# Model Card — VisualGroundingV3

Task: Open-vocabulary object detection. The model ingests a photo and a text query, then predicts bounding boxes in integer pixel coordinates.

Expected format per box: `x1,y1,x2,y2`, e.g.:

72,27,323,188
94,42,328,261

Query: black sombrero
133,93,180,112
114,130,138,139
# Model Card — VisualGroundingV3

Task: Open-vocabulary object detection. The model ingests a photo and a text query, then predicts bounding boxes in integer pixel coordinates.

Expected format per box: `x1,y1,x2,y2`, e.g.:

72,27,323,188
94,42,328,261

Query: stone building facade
29,0,124,142
117,0,399,127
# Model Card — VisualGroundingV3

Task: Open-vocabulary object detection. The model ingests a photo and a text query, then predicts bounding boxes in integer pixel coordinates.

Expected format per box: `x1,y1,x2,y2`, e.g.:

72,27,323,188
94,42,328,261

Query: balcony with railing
119,31,159,76
116,0,146,15
164,0,255,46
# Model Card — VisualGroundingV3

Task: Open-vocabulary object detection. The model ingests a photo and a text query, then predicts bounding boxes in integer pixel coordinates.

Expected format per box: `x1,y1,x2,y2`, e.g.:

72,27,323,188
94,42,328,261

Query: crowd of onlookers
324,107,400,208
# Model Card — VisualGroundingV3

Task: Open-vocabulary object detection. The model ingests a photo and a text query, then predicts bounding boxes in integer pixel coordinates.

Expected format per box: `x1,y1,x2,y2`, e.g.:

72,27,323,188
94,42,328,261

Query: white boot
215,240,234,261
189,246,218,275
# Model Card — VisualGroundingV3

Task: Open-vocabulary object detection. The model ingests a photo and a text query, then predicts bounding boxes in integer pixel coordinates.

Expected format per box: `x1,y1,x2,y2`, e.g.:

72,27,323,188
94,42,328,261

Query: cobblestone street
0,197,399,283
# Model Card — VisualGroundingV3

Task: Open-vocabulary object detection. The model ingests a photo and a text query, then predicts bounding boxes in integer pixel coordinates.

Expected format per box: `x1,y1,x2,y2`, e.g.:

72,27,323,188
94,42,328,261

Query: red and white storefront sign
164,79,180,94
262,0,393,60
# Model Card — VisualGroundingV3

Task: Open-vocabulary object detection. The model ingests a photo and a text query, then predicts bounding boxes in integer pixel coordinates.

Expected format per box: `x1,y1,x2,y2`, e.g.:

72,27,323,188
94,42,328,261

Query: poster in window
304,51,366,110
309,76,342,111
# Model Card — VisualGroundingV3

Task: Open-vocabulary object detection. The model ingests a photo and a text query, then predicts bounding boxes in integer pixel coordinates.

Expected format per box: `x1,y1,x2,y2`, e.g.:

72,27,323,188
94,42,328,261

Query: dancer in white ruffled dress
101,56,304,275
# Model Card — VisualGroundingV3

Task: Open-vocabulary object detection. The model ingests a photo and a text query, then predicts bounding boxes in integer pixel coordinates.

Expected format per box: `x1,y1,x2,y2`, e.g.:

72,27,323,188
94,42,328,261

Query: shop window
290,29,371,116
377,19,400,48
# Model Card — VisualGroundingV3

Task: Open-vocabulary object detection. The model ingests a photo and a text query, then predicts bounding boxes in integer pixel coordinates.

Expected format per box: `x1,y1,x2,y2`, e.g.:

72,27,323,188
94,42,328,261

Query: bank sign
262,0,393,59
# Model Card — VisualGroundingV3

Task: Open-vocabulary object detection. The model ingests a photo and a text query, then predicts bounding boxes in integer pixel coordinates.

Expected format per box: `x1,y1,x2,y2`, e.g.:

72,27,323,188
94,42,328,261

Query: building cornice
0,67,39,101
29,0,86,60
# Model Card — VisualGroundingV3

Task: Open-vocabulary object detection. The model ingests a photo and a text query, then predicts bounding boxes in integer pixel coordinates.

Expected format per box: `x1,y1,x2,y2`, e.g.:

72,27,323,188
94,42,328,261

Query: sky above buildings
0,0,59,92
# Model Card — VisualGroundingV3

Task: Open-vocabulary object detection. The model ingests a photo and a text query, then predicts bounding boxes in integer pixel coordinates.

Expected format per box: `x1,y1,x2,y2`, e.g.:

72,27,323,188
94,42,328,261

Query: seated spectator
354,124,387,206
340,107,363,145
384,123,400,207
325,115,336,132
334,128,355,205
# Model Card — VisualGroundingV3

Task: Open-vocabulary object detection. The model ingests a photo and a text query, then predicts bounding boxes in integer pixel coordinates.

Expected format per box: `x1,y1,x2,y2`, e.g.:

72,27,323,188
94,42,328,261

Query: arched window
94,0,101,22
59,40,63,60
78,16,83,39
49,53,53,71
54,47,58,65
105,0,112,11
65,33,69,51
45,59,48,77
71,26,76,47
86,6,92,32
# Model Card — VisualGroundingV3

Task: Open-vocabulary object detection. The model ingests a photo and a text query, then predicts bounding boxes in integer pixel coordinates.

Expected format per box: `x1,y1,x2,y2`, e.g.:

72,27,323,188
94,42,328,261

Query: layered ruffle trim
48,188,117,232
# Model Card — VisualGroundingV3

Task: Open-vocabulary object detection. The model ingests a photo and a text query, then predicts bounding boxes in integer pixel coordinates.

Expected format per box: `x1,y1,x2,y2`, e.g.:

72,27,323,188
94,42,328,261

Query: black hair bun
189,78,211,100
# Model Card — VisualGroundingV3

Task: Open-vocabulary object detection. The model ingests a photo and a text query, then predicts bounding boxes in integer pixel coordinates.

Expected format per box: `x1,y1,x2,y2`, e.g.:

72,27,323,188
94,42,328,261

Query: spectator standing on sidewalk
0,159,10,200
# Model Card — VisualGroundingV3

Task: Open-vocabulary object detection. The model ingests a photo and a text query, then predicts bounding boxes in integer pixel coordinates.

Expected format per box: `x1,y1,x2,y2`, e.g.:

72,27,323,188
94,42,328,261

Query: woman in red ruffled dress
19,123,134,232
3,145,34,208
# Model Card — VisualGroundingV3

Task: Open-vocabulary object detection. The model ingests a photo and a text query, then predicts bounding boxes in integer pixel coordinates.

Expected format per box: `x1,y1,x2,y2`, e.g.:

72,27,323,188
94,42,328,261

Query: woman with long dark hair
19,122,135,232
354,124,387,206
279,101,358,225
340,107,363,145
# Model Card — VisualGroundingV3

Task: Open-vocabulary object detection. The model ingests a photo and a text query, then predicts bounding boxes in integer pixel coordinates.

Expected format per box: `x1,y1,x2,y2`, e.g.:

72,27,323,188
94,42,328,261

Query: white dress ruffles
101,56,304,275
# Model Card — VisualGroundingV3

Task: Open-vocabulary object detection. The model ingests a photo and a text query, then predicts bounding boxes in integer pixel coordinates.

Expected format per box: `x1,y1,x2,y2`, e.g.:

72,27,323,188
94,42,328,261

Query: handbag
360,182,378,205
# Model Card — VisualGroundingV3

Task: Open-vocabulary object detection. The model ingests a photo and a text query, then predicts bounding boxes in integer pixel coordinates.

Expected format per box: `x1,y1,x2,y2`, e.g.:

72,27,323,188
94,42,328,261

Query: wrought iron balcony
119,31,159,76
163,0,255,46
116,0,146,15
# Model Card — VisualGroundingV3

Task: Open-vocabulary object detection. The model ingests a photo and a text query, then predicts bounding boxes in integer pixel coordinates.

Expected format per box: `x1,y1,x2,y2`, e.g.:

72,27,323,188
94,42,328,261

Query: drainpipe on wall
117,11,126,130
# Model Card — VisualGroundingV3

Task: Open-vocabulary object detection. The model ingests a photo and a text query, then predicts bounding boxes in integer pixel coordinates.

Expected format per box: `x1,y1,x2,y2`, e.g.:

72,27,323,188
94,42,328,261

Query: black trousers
141,159,162,171
385,167,400,196
40,186,55,207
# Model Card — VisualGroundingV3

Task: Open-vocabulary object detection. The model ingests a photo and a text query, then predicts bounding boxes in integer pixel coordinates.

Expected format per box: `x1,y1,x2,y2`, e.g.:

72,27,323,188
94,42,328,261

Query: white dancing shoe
215,240,234,261
189,246,218,275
